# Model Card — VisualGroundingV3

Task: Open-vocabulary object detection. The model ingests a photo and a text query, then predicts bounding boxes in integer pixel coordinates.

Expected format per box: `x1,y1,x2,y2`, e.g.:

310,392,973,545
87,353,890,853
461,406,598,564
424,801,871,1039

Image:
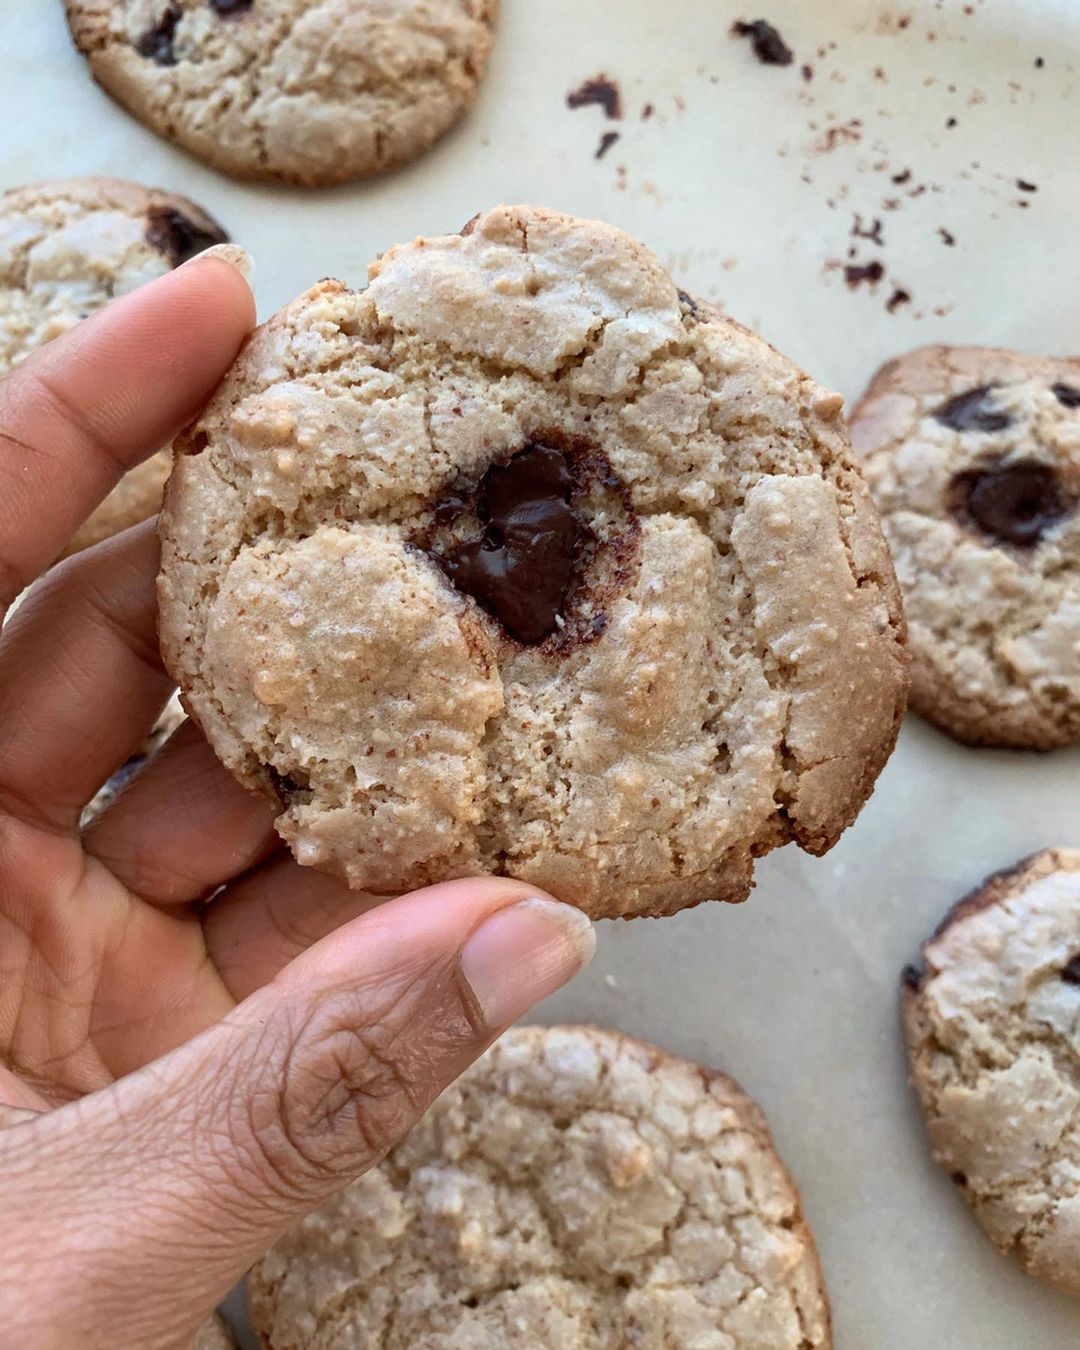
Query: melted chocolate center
432,445,582,644
934,385,1011,433
952,461,1067,547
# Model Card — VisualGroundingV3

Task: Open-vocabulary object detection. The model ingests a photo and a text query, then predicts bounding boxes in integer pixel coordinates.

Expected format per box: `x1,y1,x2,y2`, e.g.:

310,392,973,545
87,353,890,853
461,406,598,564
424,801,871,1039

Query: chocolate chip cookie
158,205,908,919
65,0,499,186
0,176,228,557
902,849,1080,1296
248,1025,833,1348
850,346,1080,750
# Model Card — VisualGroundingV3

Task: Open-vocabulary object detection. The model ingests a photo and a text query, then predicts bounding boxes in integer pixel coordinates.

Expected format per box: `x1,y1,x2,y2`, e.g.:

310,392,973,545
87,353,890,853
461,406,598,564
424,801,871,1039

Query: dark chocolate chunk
731,19,794,66
1052,382,1080,409
145,205,228,267
951,460,1068,547
265,764,309,806
933,385,1010,433
433,445,581,644
566,76,622,120
1017,179,1038,193
136,4,182,65
210,0,253,13
950,1172,968,1187
1061,954,1080,985
901,963,923,991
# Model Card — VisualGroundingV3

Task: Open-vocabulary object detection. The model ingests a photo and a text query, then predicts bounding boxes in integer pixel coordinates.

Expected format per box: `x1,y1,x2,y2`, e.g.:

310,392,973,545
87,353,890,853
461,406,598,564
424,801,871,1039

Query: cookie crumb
640,102,654,121
844,260,885,289
566,75,623,119
886,287,911,313
852,213,885,245
801,63,814,81
938,227,956,246
731,19,794,67
1017,178,1038,193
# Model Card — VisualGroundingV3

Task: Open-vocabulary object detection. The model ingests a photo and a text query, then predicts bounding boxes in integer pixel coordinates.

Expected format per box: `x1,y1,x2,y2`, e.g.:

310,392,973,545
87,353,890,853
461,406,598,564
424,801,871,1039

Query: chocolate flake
951,461,1068,547
933,386,1010,433
731,19,794,67
844,260,885,289
145,205,228,267
596,131,621,160
891,168,912,185
432,445,582,644
136,4,182,65
1017,178,1038,193
1052,382,1080,409
1062,955,1080,984
566,75,622,119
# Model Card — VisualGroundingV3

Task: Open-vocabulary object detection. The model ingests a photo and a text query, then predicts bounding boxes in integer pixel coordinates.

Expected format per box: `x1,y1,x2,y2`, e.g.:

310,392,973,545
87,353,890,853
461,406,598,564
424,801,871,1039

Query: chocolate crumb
946,116,958,128
209,0,253,13
901,963,923,991
891,168,912,185
801,63,814,81
566,75,622,119
844,260,885,289
886,287,911,313
852,213,885,245
641,102,655,121
938,227,956,246
731,19,794,67
1017,178,1038,193
1052,383,1080,409
950,1172,967,1187
1035,56,1045,69
1062,955,1080,984
595,131,620,160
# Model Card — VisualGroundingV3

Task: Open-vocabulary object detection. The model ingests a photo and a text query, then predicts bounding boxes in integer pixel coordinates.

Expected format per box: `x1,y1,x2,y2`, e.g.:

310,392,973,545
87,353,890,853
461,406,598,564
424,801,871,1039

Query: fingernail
461,897,596,1029
182,243,256,292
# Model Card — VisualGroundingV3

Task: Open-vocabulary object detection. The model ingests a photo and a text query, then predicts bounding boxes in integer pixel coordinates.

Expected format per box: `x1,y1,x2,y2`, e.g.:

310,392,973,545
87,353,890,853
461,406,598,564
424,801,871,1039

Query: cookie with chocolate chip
65,0,499,186
158,204,907,919
0,176,228,557
851,346,1080,749
249,1024,833,1348
902,849,1080,1296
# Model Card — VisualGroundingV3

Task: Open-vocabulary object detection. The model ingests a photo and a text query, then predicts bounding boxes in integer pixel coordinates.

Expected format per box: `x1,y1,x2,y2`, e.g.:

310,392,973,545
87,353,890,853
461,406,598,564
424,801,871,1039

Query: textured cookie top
903,850,1080,1295
66,0,499,186
249,1025,832,1349
0,176,226,374
158,205,907,918
851,346,1080,749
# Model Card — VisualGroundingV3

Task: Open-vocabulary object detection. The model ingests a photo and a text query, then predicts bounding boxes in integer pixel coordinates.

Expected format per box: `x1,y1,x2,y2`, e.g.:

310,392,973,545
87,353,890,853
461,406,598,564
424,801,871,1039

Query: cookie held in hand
249,1025,833,1349
903,849,1080,1296
158,205,908,918
851,345,1080,750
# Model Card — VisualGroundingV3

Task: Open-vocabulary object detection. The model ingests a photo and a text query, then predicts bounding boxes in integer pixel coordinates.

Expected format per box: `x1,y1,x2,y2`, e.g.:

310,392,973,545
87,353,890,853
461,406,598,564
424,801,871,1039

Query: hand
0,251,595,1349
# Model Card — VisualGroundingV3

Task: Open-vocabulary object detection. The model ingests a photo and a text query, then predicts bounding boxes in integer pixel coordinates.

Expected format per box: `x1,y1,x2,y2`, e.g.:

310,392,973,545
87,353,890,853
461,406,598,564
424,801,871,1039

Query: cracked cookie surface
0,176,228,556
902,849,1080,1296
158,204,907,919
248,1024,833,1349
65,0,499,185
850,345,1080,750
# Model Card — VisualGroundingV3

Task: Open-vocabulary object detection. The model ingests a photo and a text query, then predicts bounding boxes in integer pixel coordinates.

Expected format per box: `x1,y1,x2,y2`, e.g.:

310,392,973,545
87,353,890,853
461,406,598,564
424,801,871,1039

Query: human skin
0,249,594,1349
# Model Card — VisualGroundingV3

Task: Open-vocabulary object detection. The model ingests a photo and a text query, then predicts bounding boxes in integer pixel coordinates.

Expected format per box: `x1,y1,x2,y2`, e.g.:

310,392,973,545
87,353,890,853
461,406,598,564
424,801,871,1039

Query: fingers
83,720,279,905
0,879,595,1349
0,523,172,832
0,247,254,610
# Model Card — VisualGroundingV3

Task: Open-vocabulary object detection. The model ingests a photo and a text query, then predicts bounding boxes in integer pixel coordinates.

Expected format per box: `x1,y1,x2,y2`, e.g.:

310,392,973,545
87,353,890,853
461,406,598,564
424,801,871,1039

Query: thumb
0,878,594,1350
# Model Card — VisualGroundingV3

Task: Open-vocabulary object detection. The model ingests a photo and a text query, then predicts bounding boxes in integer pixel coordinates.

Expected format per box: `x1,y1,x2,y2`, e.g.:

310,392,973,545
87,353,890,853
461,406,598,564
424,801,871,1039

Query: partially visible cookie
65,1,499,186
196,1313,239,1350
902,849,1080,1296
249,1024,832,1349
0,176,229,557
158,203,907,920
850,346,1080,750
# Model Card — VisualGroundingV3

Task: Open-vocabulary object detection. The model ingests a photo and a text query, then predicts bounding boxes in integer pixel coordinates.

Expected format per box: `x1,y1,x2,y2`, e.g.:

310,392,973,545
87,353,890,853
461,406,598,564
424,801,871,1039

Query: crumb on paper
946,116,958,129
730,18,794,67
886,287,911,313
566,75,622,119
938,226,956,246
891,168,912,185
814,119,863,153
641,102,654,121
801,63,814,82
844,260,885,289
852,213,885,245
1017,178,1038,192
596,131,620,160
